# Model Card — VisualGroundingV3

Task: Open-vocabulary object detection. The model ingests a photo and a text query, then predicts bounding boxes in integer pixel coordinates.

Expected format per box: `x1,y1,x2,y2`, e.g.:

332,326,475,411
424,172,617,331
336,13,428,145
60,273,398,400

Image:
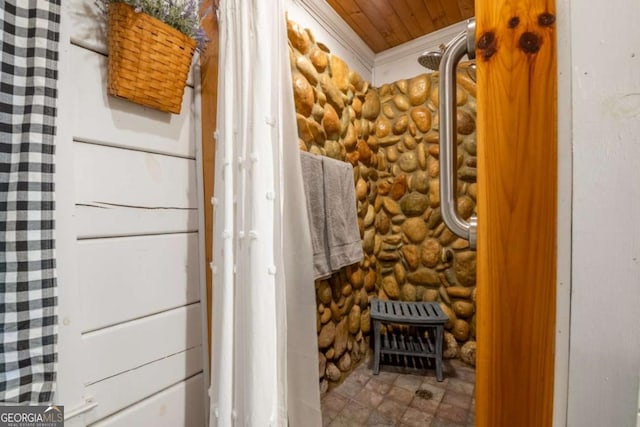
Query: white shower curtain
209,1,321,426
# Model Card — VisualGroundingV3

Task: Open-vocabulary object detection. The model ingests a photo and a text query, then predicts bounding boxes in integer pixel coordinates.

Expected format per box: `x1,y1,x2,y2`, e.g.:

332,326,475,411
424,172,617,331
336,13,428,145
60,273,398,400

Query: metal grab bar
438,18,477,249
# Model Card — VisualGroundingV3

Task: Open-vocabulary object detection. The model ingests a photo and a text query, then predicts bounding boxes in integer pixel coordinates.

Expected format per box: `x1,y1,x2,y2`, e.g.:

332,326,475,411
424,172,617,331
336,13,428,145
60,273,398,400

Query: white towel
300,152,332,279
321,156,364,271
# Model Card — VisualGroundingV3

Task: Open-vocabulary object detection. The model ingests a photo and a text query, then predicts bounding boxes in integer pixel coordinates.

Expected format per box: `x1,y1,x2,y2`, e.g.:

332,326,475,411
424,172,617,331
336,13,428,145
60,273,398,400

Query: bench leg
435,325,444,381
373,320,381,374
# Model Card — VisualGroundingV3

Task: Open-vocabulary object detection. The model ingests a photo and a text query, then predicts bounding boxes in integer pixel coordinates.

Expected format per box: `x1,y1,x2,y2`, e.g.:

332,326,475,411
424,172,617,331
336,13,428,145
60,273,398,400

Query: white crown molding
374,20,469,70
292,0,375,73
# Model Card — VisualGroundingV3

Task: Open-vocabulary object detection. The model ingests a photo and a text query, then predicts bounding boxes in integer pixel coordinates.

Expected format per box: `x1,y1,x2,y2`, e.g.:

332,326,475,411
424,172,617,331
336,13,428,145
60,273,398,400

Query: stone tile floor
321,355,475,426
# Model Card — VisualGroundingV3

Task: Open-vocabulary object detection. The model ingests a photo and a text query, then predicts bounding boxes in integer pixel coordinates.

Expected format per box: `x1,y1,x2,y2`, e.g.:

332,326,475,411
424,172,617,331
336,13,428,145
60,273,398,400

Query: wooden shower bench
370,299,448,381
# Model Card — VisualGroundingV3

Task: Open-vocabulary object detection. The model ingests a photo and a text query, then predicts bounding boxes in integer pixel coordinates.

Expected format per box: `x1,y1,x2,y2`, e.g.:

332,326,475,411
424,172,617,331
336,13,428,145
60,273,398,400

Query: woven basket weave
107,2,196,114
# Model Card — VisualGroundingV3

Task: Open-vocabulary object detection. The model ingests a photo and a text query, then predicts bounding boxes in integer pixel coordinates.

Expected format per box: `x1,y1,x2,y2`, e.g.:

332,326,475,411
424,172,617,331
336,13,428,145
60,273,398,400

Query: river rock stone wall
287,19,477,391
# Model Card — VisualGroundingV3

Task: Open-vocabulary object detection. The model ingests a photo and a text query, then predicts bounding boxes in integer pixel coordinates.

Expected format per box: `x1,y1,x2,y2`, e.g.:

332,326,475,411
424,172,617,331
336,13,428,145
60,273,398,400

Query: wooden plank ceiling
326,0,475,53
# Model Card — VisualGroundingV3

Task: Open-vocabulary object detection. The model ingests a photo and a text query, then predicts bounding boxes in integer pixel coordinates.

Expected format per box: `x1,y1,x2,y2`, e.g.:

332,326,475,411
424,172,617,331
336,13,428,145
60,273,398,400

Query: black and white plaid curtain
0,0,60,403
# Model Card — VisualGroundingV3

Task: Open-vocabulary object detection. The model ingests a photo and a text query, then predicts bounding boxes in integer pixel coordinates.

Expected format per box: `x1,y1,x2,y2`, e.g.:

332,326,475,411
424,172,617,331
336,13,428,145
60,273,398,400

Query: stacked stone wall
287,19,478,391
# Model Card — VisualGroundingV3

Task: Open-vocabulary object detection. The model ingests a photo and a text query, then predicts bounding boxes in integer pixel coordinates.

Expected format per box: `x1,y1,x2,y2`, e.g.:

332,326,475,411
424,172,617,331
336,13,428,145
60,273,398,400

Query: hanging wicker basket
107,2,196,114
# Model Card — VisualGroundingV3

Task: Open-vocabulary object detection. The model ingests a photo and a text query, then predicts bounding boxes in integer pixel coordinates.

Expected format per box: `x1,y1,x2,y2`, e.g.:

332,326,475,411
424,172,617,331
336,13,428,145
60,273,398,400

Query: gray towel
321,156,364,271
300,152,332,279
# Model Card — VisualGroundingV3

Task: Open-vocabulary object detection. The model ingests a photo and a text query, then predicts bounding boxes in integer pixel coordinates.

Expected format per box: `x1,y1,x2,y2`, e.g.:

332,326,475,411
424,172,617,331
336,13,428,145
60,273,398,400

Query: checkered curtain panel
0,0,60,403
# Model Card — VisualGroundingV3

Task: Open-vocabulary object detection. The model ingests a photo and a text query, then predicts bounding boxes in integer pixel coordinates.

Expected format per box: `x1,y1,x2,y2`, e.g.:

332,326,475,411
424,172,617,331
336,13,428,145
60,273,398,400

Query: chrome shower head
417,50,443,71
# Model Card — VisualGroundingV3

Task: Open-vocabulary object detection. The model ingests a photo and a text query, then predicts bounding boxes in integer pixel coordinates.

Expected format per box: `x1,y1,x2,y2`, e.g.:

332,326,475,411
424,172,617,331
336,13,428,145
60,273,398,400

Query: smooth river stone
453,319,470,341
375,211,390,234
348,305,361,334
398,152,418,172
402,217,427,243
410,107,432,133
349,70,364,92
447,286,473,298
317,280,332,305
407,268,440,286
296,55,318,85
443,332,458,358
319,74,344,113
417,142,427,170
343,124,357,150
401,283,417,301
333,318,349,358
377,180,391,196
413,170,429,194
382,197,402,216
287,20,310,54
352,97,362,118
402,245,419,270
457,196,475,220
364,205,375,227
452,300,475,318
338,352,352,372
362,90,381,120
363,229,375,254
440,303,457,329
326,363,341,381
325,140,342,160
364,269,376,292
360,310,371,333
320,308,332,324
322,104,341,140
296,114,313,143
408,74,430,105
308,119,326,145
292,70,314,117
422,288,439,302
356,178,368,201
375,116,391,138
394,262,406,283
319,352,327,378
455,251,476,287
382,275,400,299
400,192,429,217
393,114,409,134
357,139,372,164
385,145,398,162
309,46,328,72
383,104,395,119
460,340,476,366
467,183,477,201
403,135,417,150
427,155,439,178
330,55,350,92
395,79,408,94
457,109,476,135
429,179,440,208
318,322,336,348
393,94,410,111
421,238,441,267
390,175,407,200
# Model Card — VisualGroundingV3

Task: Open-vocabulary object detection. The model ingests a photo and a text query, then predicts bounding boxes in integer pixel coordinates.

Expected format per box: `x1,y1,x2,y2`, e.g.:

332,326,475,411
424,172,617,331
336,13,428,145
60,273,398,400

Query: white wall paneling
90,374,205,427
82,304,202,385
78,233,200,332
84,347,203,425
70,46,195,159
73,142,198,238
56,1,205,424
567,0,640,424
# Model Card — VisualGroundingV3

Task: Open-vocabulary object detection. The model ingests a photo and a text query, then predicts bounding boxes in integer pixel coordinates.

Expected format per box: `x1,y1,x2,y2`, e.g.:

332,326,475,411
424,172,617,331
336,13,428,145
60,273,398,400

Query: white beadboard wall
55,2,207,426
